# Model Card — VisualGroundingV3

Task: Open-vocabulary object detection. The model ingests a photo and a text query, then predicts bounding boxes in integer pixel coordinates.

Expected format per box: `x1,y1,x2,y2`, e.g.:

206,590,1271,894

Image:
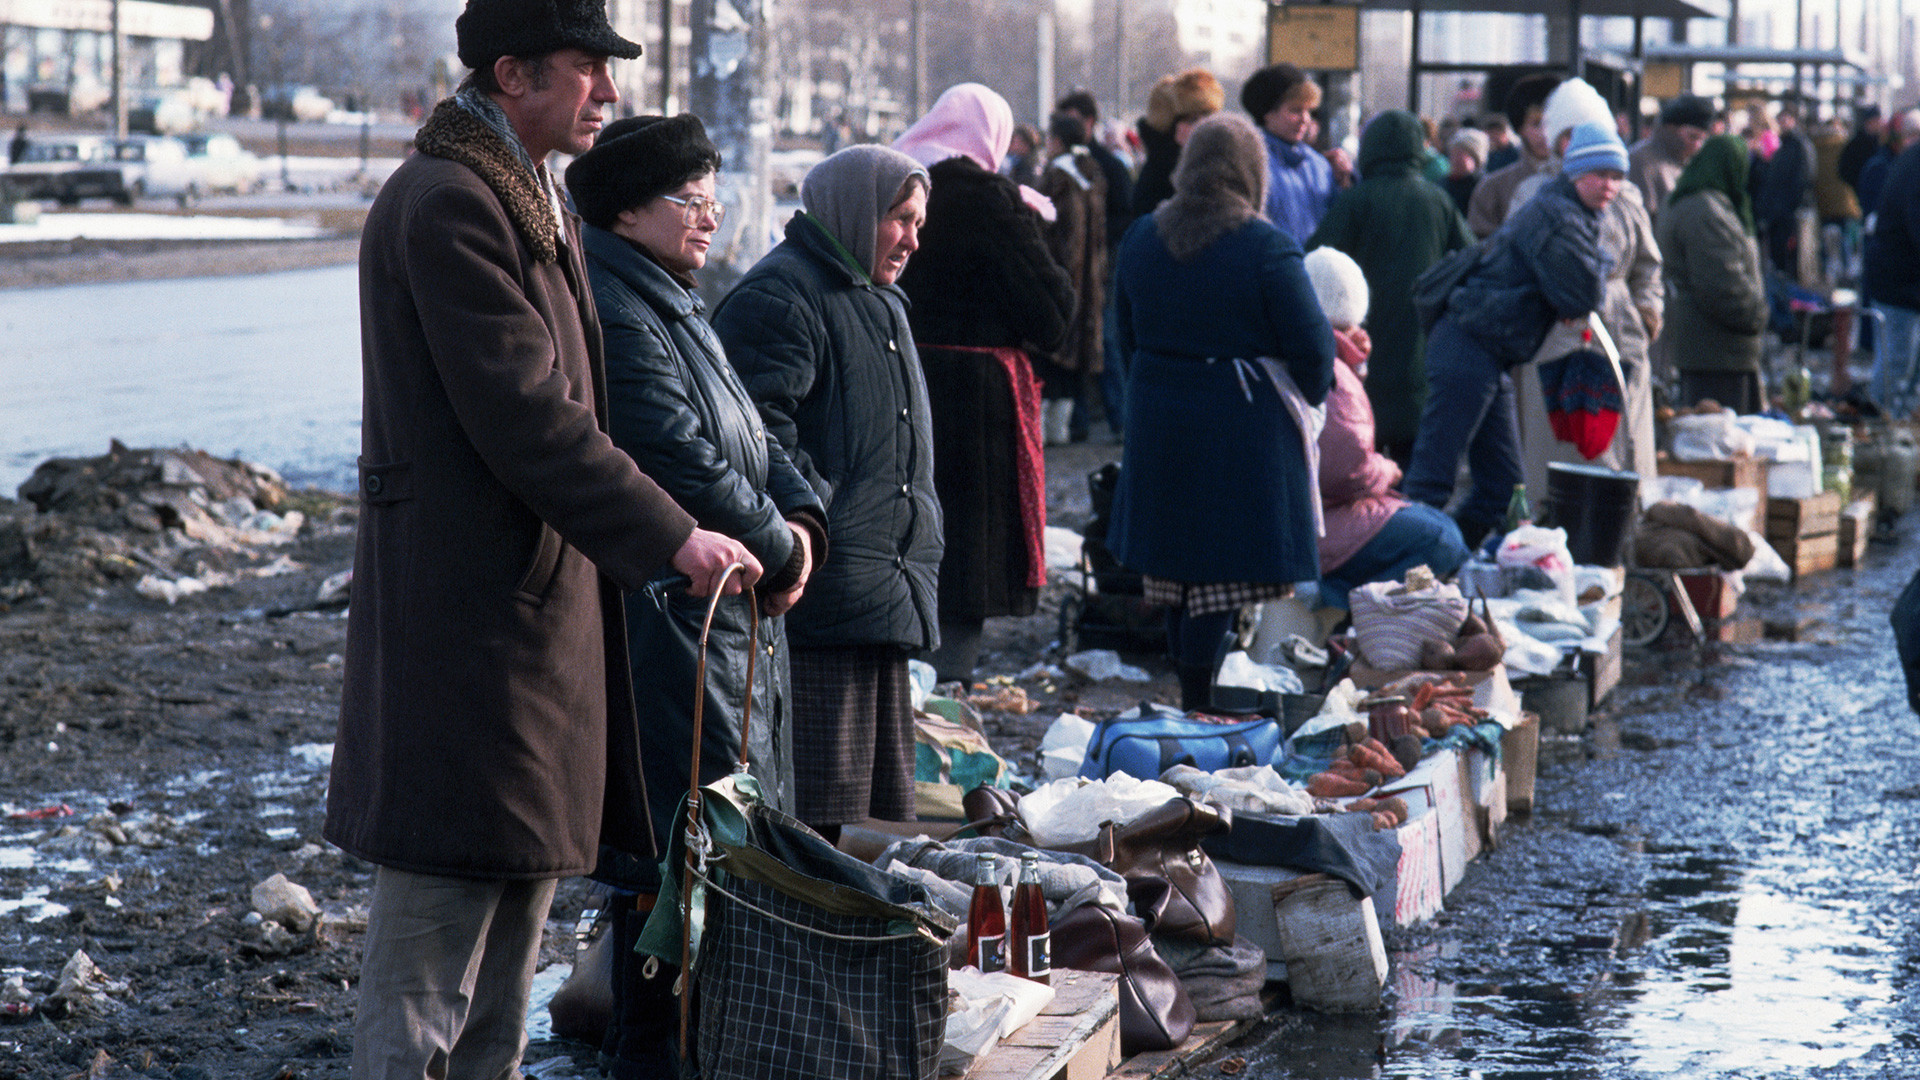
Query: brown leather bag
1061,797,1236,947
1051,903,1197,1054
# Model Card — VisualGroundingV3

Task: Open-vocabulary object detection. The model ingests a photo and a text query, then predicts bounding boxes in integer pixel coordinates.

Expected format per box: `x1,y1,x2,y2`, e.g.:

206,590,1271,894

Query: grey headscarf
800,144,930,278
1153,112,1269,262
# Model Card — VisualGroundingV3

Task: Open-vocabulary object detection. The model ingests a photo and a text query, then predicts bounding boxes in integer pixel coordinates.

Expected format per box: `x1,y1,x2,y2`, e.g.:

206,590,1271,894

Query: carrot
1307,772,1372,798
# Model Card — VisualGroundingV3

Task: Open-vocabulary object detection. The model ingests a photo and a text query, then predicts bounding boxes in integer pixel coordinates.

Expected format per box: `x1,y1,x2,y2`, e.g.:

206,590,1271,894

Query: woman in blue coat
1110,112,1335,708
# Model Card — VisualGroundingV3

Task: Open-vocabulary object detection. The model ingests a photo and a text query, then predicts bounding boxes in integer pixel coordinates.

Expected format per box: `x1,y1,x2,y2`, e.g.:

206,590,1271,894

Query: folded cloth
1199,811,1400,899
1152,934,1268,1021
878,835,1130,917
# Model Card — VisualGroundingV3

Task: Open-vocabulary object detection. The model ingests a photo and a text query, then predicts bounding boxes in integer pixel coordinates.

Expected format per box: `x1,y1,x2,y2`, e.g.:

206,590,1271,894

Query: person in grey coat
566,113,827,1073
712,145,943,844
1658,134,1770,413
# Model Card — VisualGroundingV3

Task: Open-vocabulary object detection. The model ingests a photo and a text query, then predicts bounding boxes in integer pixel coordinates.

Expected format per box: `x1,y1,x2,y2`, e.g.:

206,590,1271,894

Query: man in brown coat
325,0,759,1075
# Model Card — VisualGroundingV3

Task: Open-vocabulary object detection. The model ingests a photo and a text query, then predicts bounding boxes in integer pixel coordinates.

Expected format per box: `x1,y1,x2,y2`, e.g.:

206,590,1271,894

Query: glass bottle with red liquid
1009,850,1050,984
966,852,1007,972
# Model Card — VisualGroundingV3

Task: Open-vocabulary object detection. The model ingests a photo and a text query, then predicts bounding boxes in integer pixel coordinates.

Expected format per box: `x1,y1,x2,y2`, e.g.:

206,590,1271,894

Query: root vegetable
1308,771,1372,798
1419,637,1457,670
1452,633,1505,671
1388,734,1424,771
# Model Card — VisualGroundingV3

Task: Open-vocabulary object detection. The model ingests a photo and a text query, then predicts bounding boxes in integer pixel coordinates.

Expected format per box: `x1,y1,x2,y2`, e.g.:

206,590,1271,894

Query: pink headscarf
893,83,1056,222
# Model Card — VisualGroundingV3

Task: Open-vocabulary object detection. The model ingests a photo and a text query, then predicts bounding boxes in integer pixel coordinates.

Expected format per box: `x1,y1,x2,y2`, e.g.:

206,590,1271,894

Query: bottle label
1025,932,1050,976
975,933,1006,973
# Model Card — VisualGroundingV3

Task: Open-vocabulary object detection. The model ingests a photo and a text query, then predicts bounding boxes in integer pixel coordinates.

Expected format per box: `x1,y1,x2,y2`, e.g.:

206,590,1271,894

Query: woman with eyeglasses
563,114,825,1073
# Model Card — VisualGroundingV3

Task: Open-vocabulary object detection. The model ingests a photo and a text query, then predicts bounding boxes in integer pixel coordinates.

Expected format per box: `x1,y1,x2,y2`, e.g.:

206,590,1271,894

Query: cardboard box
1346,664,1522,719
1580,623,1624,707
1769,531,1840,578
1392,811,1444,926
1378,747,1468,894
1502,712,1540,814
1839,494,1875,568
1462,747,1506,852
1658,455,1769,495
1766,491,1844,540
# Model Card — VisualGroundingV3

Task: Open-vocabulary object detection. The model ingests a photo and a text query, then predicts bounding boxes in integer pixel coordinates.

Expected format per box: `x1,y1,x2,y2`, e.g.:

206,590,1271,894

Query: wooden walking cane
678,562,760,1060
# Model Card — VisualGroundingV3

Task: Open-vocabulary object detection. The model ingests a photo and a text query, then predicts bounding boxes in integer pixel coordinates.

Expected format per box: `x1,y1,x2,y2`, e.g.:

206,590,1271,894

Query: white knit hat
1541,78,1614,147
1303,247,1369,329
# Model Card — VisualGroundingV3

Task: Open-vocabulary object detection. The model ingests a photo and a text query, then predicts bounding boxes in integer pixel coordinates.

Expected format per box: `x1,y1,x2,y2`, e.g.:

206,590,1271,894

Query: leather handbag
1051,903,1197,1054
1060,796,1236,947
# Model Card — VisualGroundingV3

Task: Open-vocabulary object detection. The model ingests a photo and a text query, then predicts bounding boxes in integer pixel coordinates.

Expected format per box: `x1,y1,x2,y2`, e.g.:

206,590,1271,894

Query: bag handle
680,561,759,1059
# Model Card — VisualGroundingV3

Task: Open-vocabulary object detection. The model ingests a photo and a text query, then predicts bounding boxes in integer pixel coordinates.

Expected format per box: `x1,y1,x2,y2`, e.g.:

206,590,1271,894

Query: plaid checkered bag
640,777,956,1080
631,567,956,1080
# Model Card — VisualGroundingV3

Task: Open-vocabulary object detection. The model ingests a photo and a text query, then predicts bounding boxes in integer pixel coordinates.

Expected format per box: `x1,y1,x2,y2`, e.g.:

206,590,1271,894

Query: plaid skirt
1142,576,1293,617
788,645,917,828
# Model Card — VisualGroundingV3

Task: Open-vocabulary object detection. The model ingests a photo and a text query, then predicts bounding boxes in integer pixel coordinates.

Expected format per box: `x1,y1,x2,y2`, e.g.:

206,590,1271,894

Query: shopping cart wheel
1620,571,1670,648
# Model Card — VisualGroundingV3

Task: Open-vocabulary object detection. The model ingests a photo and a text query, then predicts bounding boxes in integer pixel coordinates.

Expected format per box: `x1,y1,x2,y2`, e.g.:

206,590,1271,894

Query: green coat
1309,111,1474,449
1656,189,1767,374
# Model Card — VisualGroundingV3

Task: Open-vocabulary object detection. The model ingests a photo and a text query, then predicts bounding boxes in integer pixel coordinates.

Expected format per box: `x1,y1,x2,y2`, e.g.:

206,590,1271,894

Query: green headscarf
1668,134,1755,235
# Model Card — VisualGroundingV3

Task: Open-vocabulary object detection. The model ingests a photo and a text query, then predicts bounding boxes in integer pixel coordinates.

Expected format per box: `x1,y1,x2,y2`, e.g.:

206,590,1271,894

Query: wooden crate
967,970,1120,1080
1769,531,1840,578
1839,494,1876,568
1766,491,1844,540
1658,455,1769,494
1502,712,1539,815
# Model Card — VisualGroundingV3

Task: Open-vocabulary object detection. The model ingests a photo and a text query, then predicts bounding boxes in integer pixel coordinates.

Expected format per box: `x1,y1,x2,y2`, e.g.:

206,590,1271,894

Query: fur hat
457,0,640,73
1562,122,1629,178
564,114,720,230
1241,63,1317,122
1303,247,1368,330
1169,69,1226,124
1448,128,1490,169
1542,78,1615,148
1658,94,1715,130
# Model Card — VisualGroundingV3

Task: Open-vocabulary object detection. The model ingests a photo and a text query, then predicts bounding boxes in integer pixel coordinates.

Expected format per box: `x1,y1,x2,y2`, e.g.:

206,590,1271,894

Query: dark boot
1176,663,1215,712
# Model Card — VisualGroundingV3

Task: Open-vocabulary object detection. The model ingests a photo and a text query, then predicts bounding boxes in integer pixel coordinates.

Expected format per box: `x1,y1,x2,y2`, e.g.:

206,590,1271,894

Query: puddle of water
1612,853,1894,1074
264,826,300,841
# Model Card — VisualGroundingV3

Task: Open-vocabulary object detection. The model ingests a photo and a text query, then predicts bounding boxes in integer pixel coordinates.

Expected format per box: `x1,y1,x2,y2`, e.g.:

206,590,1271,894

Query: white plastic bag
1018,775,1181,848
1039,713,1097,782
1215,650,1306,695
1670,409,1754,461
1495,525,1577,606
941,968,1056,1074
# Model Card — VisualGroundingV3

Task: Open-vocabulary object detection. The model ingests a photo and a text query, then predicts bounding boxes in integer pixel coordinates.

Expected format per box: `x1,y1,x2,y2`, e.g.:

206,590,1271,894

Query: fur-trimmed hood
1152,112,1268,262
414,99,561,263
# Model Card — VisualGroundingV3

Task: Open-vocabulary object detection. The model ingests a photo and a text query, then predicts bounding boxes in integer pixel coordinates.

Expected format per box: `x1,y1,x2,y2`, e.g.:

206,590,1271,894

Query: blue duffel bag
1079,703,1284,781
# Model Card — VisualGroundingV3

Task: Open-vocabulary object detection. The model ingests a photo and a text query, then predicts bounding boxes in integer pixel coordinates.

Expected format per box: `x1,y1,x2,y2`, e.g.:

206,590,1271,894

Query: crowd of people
321,0,1920,1075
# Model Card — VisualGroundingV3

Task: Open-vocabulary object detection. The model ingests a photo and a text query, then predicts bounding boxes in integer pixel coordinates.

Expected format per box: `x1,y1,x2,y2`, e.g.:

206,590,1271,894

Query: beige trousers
352,867,558,1080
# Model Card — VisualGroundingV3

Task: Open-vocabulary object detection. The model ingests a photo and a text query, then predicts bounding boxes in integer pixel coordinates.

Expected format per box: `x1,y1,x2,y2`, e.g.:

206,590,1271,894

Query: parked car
174,133,264,202
110,135,193,203
5,136,131,206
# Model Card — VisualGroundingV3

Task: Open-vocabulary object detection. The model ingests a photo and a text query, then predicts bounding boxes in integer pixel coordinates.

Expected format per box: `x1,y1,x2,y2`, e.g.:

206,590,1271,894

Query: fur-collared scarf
1152,112,1268,262
414,98,561,262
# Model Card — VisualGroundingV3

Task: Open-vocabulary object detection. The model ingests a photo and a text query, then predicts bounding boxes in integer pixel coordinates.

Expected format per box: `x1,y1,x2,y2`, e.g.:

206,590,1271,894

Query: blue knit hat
1562,122,1628,178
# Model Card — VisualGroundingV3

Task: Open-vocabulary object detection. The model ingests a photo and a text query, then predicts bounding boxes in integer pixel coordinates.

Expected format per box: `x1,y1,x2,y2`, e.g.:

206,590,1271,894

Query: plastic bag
1040,713,1098,782
1018,775,1181,849
1670,409,1755,461
941,969,1056,1074
1495,525,1577,606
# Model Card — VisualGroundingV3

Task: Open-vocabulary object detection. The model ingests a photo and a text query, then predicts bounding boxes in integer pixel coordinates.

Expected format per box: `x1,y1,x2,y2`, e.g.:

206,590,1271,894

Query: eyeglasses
661,193,725,227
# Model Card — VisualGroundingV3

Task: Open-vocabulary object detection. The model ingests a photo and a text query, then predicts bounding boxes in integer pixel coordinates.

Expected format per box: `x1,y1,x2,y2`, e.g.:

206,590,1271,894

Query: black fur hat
457,0,641,73
565,114,721,230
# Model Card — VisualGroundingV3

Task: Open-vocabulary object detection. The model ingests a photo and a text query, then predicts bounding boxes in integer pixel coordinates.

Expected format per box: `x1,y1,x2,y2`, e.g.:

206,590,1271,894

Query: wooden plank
1766,491,1843,539
967,970,1121,1080
1104,1019,1251,1079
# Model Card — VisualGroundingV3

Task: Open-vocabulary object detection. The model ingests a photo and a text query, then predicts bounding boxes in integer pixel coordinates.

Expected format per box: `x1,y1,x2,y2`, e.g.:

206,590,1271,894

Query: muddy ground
0,435,1150,1080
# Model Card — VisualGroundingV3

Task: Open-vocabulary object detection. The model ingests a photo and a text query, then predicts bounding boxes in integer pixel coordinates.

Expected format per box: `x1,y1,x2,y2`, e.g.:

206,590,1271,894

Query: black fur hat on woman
565,114,721,231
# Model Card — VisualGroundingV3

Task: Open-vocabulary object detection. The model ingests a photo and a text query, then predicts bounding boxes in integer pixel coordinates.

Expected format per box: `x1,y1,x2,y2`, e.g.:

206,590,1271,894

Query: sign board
1643,60,1687,101
0,0,214,41
1267,3,1360,72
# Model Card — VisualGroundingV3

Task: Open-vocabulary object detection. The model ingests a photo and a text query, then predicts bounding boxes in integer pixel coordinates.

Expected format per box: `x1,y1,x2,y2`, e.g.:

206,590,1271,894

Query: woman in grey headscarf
1108,112,1335,708
711,145,943,844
